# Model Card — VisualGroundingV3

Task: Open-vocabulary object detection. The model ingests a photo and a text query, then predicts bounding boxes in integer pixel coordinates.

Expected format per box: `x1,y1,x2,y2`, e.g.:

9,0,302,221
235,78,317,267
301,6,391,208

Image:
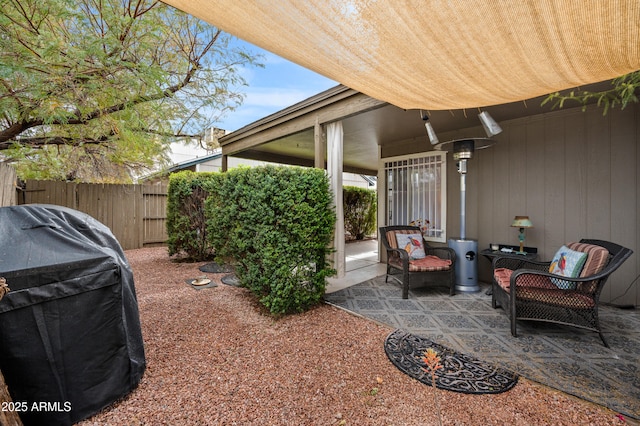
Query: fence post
0,163,17,207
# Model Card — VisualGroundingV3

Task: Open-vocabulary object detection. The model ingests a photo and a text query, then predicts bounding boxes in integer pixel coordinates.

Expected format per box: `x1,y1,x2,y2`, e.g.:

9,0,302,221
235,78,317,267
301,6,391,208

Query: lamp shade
425,121,439,145
511,216,533,228
478,111,503,137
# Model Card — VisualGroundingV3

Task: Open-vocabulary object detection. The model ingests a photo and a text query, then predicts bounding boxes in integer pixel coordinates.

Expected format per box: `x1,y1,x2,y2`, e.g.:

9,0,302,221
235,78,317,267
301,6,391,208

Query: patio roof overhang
217,80,611,175
163,0,640,111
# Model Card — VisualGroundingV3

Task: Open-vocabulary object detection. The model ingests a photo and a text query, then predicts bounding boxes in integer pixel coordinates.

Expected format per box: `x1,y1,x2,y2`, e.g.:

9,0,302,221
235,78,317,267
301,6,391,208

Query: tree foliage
542,71,640,115
0,0,260,182
343,185,376,240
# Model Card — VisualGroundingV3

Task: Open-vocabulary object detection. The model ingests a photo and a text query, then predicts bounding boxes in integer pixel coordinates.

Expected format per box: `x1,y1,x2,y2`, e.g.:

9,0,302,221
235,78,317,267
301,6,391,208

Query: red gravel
78,247,625,425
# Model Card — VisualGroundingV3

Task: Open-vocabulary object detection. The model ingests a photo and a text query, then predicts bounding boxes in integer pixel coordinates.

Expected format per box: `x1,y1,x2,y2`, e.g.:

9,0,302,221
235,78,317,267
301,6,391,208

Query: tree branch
0,59,198,146
2,134,112,150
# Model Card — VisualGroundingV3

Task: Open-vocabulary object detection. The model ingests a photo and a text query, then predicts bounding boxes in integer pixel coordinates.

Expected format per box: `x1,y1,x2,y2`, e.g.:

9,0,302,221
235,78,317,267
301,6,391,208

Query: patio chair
491,239,633,347
379,225,456,299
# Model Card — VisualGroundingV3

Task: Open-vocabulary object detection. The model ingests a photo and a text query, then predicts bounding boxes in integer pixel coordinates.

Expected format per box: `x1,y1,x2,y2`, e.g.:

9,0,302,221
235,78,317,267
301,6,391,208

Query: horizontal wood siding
470,103,639,306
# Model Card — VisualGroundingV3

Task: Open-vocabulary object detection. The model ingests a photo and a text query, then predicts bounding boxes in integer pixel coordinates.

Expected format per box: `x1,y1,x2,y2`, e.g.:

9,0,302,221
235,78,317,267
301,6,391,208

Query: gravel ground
79,247,627,425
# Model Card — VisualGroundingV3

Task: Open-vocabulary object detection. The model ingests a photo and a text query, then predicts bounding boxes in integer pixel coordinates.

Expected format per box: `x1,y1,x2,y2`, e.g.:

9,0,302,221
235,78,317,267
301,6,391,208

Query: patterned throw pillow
548,245,588,289
395,233,426,260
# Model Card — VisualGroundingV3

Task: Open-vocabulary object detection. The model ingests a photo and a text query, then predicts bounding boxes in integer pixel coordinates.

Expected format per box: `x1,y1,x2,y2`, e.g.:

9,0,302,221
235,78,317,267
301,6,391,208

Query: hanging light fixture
421,111,439,145
426,111,502,151
478,111,503,137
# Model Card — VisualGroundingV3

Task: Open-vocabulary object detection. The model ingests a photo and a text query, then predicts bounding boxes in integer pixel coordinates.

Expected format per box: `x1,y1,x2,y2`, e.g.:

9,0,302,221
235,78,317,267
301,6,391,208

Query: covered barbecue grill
0,204,145,425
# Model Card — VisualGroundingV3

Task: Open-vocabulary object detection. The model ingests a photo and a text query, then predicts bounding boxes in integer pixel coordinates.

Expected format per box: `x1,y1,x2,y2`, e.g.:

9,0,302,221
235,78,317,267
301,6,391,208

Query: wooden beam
234,149,376,176
221,154,228,172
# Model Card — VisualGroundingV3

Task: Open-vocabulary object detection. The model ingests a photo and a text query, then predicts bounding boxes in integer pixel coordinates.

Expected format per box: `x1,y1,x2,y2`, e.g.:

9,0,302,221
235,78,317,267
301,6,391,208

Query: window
383,152,446,242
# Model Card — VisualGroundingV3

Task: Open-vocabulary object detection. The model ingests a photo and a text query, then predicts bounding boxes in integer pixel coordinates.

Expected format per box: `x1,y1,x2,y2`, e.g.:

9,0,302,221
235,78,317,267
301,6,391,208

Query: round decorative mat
384,329,518,394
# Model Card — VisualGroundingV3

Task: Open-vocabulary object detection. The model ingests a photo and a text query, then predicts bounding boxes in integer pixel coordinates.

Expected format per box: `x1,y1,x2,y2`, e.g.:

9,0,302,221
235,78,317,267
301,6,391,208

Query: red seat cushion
389,255,451,272
494,268,513,290
493,268,557,291
409,255,451,271
494,267,595,308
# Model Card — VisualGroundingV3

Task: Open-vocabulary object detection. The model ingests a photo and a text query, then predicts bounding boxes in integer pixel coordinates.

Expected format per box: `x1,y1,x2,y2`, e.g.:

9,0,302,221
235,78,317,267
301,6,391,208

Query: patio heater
424,111,501,292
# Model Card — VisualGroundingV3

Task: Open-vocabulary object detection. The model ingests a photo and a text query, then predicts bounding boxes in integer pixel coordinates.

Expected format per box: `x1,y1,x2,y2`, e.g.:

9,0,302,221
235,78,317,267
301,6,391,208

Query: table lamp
511,216,533,253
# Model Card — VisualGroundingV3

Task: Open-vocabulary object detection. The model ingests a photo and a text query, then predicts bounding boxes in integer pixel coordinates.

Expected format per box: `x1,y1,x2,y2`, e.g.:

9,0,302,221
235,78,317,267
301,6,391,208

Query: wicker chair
491,239,632,347
379,225,456,299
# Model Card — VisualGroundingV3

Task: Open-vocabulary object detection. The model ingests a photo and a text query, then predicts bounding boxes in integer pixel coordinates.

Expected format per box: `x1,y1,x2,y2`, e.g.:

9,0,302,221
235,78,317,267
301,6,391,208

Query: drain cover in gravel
185,278,218,290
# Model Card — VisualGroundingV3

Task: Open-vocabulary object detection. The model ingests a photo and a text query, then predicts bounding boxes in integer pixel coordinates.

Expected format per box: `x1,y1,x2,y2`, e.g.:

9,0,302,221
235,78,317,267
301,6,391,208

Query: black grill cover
0,204,146,425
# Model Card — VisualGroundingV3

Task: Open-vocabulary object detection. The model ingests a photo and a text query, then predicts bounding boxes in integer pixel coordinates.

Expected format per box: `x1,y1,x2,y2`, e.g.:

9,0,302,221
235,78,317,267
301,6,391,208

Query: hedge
343,186,377,240
166,170,222,260
206,166,336,315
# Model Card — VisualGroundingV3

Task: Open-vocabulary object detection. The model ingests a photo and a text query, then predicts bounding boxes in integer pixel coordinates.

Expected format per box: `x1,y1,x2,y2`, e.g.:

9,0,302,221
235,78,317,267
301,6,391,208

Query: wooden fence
18,180,168,250
0,164,17,207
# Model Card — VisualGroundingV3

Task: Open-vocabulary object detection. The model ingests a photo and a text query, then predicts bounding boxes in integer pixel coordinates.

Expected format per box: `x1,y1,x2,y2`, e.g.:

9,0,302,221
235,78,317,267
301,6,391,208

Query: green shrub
343,186,377,240
166,170,222,260
206,166,336,315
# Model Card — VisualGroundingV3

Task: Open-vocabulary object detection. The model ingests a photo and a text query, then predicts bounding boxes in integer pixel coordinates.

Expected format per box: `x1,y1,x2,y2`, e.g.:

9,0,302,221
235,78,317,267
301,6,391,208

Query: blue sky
217,40,338,133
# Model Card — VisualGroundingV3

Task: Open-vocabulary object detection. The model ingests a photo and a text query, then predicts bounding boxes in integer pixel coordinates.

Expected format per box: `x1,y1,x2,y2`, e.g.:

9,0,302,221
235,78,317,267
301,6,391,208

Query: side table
480,248,538,264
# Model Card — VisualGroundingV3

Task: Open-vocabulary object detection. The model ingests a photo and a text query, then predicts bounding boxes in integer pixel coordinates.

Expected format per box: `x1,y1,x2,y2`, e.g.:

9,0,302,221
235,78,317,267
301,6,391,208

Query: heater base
448,238,480,292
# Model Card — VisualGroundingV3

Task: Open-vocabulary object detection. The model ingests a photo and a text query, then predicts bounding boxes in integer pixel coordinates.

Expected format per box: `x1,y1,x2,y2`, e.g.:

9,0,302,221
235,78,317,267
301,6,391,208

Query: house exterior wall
194,156,266,173
381,103,639,306
168,139,214,165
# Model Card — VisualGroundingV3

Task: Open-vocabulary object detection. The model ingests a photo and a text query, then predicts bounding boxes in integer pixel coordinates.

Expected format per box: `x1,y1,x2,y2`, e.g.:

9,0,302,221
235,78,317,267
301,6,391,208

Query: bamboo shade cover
164,0,640,110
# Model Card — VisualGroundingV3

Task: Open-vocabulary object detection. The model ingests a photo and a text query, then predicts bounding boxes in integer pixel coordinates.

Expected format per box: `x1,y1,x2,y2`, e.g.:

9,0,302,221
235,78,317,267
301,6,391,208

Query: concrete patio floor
325,238,385,293
323,241,640,421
